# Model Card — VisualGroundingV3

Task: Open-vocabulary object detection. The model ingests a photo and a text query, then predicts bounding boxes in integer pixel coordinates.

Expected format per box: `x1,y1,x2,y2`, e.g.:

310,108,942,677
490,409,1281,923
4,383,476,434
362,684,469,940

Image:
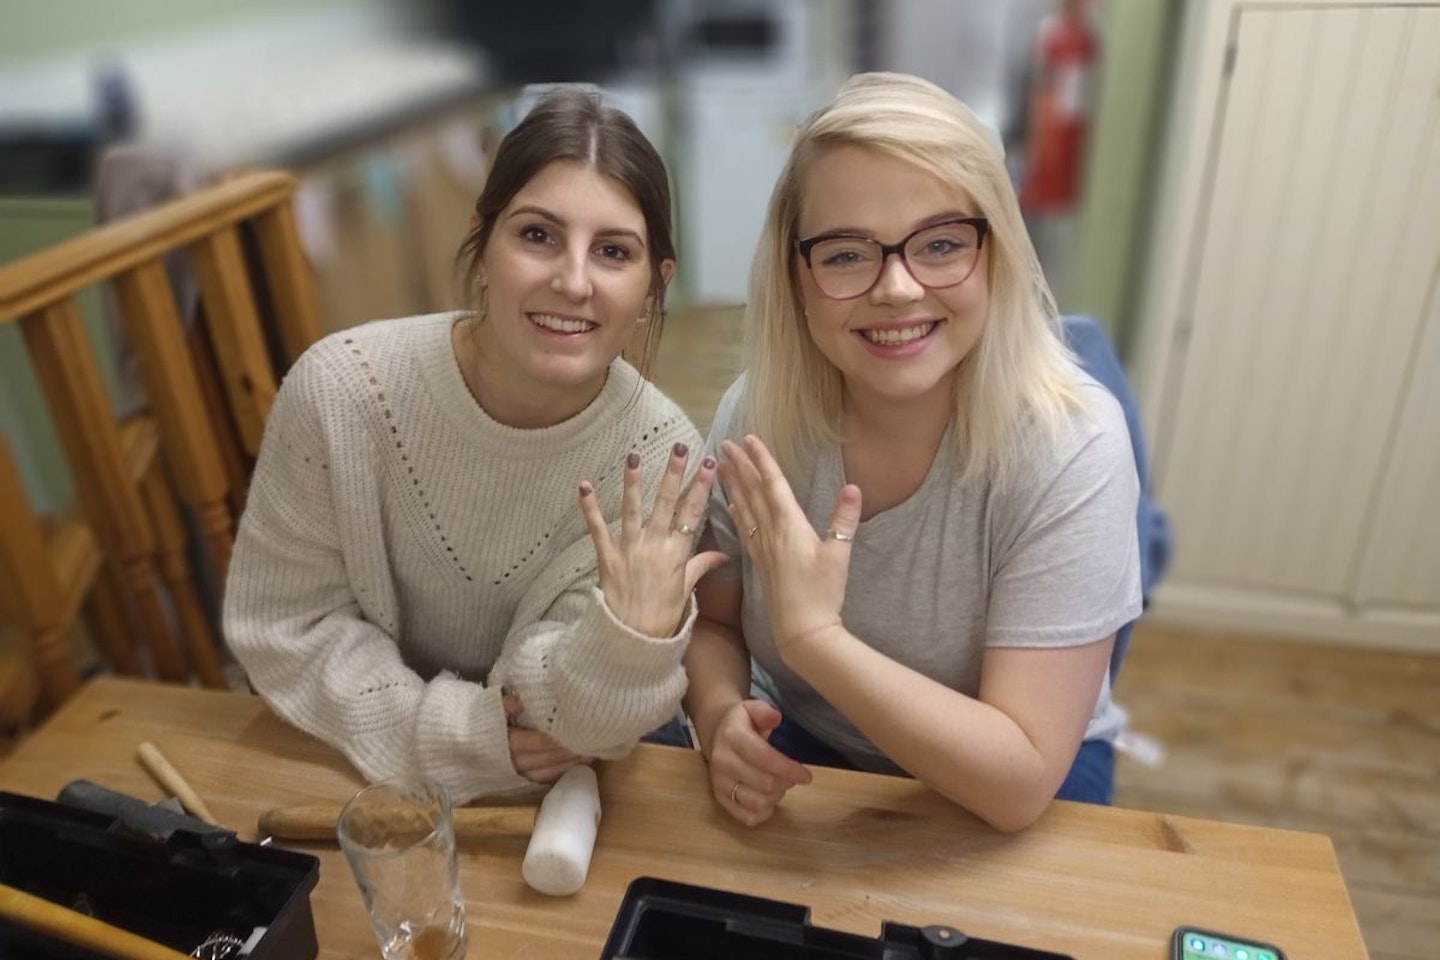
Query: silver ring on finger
824,527,855,542
674,522,699,536
747,524,759,539
729,779,743,803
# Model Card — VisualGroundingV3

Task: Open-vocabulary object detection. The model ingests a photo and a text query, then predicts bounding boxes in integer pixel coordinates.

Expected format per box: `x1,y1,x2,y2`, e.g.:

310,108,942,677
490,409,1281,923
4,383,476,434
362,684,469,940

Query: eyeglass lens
806,220,982,299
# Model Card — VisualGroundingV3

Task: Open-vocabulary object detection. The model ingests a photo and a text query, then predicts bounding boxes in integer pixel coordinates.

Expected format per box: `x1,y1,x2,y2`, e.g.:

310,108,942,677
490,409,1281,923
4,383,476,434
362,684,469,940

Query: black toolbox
600,876,1074,960
0,790,319,959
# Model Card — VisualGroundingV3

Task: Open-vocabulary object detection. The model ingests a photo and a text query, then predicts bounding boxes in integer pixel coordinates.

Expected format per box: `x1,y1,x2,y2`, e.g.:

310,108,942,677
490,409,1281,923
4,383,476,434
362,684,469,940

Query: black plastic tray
0,790,319,960
599,876,1074,959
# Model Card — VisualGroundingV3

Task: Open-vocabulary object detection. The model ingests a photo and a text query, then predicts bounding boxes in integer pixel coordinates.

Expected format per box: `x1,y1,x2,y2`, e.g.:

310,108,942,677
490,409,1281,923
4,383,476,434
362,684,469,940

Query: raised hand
718,435,863,660
705,699,812,826
579,443,729,638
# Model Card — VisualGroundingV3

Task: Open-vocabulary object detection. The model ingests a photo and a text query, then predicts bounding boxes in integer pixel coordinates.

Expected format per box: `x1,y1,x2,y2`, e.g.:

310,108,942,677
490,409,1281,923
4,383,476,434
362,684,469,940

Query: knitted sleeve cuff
408,673,535,803
494,587,697,757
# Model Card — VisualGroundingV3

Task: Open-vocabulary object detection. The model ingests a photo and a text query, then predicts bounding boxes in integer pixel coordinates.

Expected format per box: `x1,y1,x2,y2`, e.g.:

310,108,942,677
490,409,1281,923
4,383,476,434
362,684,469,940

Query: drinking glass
337,777,468,960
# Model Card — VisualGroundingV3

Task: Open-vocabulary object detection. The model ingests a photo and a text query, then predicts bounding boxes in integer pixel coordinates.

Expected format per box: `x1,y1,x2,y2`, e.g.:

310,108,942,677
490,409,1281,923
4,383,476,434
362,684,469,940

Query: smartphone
1172,926,1287,960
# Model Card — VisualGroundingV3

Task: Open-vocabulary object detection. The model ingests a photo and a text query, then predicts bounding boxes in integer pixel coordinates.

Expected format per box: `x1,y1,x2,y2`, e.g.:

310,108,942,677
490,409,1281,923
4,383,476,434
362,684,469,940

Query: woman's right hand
704,699,812,826
508,728,592,782
505,692,592,783
717,435,861,661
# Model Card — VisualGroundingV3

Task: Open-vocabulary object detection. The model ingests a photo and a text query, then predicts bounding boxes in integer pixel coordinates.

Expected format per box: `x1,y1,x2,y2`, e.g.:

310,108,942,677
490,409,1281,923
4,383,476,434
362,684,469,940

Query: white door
1150,4,1440,648
1354,283,1440,613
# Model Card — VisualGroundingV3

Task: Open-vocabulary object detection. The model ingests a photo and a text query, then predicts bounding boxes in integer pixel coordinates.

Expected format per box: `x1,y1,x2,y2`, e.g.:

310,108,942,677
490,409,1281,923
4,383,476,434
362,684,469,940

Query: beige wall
1069,0,1179,352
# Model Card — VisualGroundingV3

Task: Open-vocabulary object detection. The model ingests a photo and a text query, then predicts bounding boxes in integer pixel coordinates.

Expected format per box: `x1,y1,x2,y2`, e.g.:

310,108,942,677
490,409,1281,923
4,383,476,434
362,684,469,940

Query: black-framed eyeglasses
794,217,990,300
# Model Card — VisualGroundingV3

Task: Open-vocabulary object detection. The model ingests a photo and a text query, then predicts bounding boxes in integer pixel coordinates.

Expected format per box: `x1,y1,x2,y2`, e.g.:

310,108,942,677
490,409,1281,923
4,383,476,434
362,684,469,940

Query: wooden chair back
0,434,145,726
0,171,322,697
0,171,321,569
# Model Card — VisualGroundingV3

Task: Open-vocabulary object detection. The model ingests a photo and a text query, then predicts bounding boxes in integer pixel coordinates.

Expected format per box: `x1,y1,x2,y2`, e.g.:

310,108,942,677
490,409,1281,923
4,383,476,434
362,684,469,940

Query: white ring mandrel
521,765,602,896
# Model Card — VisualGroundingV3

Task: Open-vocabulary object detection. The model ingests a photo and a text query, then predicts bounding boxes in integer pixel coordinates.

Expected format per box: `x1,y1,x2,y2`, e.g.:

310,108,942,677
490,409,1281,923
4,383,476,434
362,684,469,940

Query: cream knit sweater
223,313,702,801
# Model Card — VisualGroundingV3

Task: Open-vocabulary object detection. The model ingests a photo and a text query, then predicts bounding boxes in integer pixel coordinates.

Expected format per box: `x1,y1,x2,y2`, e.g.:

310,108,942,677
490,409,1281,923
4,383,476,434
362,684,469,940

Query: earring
475,276,489,322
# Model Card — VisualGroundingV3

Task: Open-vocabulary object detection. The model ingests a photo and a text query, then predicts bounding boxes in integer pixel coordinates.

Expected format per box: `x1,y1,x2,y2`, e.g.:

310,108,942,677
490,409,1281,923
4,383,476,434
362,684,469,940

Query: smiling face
795,144,989,415
469,159,669,426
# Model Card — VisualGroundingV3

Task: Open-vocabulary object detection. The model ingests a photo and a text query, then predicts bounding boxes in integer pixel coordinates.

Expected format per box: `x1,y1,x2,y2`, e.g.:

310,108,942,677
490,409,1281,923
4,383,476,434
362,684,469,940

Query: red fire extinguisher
1020,0,1098,214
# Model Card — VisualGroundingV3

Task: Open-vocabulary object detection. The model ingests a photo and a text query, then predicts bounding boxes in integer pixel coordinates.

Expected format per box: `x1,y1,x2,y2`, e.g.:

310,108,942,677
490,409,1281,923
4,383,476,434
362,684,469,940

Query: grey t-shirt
702,372,1142,774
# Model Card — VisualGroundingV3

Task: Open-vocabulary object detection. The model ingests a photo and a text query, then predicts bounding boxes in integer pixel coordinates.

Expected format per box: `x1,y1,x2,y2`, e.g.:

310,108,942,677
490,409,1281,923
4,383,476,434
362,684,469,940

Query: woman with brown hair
225,90,725,801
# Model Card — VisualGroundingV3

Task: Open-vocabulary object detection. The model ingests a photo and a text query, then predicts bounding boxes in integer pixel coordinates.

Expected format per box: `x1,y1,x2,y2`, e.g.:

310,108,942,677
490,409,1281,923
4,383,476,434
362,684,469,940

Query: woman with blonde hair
683,73,1140,831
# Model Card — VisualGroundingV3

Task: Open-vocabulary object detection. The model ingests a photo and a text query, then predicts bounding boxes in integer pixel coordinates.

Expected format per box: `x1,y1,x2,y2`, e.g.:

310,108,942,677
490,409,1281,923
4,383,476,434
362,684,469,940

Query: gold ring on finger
747,524,759,539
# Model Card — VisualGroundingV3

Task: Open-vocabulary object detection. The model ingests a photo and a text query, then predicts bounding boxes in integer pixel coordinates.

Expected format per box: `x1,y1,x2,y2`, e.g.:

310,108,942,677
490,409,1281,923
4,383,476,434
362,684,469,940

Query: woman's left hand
719,435,863,660
579,443,729,638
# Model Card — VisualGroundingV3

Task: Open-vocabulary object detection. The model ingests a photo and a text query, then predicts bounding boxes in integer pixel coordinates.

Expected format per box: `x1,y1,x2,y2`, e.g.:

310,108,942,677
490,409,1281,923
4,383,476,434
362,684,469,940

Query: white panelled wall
1134,0,1440,651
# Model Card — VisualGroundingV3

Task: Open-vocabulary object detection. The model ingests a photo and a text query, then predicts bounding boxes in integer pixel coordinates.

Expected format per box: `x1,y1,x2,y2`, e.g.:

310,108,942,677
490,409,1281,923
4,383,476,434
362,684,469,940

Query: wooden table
0,678,1369,959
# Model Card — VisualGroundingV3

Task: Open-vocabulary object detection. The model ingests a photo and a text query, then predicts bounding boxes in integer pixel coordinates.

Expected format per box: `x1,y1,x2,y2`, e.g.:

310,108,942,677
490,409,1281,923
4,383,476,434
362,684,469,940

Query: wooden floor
1115,624,1439,960
654,305,1439,960
652,304,747,436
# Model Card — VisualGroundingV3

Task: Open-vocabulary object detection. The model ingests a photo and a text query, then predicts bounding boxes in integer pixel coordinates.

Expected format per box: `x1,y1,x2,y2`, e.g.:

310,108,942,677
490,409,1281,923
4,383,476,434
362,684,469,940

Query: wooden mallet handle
259,804,536,841
136,741,218,825
0,882,192,960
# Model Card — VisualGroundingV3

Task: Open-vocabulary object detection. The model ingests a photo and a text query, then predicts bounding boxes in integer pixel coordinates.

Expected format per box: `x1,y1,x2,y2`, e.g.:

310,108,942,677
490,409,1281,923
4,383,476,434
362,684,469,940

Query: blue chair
1060,315,1171,682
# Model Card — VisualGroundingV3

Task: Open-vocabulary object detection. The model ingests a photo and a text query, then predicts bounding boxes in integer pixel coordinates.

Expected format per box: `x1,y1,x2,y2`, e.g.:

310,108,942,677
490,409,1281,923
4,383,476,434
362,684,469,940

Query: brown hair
456,88,675,378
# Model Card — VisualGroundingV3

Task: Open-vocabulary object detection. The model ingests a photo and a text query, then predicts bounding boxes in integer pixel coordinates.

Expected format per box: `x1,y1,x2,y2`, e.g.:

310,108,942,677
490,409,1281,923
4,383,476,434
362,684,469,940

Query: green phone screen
1176,928,1282,960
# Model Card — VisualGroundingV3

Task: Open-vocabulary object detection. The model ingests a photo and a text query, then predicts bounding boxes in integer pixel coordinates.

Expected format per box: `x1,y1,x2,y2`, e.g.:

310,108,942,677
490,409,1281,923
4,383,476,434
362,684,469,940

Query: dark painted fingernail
626,451,640,469
579,481,593,496
673,442,688,458
702,456,716,470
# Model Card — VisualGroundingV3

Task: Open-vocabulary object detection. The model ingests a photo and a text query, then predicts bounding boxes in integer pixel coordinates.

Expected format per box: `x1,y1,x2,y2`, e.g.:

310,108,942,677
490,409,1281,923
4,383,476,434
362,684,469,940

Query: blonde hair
742,72,1082,489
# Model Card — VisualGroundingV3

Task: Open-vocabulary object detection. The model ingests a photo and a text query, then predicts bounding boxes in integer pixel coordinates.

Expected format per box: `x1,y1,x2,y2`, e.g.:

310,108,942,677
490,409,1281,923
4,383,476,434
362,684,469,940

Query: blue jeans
768,715,1115,806
1054,738,1114,805
641,715,693,748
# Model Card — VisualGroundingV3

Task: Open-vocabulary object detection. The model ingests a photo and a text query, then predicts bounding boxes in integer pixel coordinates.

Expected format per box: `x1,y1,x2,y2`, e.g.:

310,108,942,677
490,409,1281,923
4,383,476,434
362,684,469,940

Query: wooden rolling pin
0,882,191,960
258,803,536,842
